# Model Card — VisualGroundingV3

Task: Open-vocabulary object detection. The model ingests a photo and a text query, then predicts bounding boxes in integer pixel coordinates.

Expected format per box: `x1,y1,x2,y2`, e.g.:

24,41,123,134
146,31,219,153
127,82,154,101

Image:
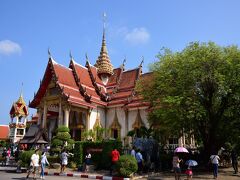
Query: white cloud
124,27,150,45
0,40,22,56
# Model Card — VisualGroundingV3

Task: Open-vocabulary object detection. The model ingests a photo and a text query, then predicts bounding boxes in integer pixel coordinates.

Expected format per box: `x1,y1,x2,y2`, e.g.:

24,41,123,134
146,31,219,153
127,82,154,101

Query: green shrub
73,140,122,169
68,161,77,169
56,132,71,141
56,126,70,133
47,155,60,164
19,150,34,167
116,155,137,177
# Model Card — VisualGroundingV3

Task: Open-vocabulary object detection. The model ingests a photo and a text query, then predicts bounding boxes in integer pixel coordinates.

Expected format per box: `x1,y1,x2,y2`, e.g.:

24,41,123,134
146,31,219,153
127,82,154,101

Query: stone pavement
0,166,239,179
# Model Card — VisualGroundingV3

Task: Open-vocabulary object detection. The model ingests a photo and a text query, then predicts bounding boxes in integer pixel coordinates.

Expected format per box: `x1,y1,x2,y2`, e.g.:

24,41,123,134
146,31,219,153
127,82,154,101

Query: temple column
86,108,91,131
125,109,129,145
14,116,19,142
42,102,47,128
64,107,70,127
58,98,63,126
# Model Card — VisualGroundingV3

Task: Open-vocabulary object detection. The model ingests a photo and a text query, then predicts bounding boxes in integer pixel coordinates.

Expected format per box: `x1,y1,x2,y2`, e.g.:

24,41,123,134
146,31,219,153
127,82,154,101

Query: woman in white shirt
40,152,49,179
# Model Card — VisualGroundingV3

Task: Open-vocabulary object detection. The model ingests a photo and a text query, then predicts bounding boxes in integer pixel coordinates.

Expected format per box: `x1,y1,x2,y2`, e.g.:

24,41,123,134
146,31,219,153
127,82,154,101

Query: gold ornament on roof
132,109,144,129
95,31,114,76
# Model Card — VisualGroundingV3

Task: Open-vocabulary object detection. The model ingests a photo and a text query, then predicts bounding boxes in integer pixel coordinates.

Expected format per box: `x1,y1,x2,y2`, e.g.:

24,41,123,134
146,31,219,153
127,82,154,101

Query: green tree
138,42,240,161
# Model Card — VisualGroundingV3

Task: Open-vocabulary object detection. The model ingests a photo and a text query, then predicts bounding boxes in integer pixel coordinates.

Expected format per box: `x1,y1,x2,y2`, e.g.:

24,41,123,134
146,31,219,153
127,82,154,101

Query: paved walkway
0,166,239,179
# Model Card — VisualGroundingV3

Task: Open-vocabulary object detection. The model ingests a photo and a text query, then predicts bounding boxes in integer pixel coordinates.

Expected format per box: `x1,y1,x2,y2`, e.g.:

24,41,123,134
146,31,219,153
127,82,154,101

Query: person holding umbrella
185,160,198,180
172,153,182,180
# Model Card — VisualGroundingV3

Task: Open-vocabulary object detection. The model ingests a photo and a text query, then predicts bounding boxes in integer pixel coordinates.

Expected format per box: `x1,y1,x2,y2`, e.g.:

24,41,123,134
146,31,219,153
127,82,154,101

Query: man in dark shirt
231,149,238,174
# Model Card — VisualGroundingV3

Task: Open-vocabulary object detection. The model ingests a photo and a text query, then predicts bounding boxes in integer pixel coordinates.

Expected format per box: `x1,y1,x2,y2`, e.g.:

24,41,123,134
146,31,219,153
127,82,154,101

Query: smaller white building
9,94,28,143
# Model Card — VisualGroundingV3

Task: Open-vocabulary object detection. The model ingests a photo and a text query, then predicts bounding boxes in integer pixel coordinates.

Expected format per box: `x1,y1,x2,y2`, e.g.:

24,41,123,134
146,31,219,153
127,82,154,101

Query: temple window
17,129,24,136
110,110,121,139
168,137,179,149
132,109,145,137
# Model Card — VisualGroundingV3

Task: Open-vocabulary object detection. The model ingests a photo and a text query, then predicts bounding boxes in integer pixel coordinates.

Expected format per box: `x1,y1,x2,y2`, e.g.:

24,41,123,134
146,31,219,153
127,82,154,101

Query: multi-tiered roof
29,30,151,110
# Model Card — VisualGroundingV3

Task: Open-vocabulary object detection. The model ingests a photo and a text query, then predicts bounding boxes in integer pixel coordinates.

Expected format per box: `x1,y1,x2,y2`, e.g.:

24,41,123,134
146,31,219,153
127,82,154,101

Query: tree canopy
137,42,240,159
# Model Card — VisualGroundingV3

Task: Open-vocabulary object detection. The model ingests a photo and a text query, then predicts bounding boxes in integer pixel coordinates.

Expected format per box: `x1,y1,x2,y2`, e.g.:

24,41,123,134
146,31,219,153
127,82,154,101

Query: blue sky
1,0,240,124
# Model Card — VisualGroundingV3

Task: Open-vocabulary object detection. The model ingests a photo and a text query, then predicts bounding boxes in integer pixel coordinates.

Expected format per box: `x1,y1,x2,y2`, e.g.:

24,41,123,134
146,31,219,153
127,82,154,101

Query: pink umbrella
174,147,189,153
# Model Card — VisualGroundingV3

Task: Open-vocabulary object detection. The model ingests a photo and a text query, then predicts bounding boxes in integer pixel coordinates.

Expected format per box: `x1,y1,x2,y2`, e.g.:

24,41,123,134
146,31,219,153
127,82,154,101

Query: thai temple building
28,27,195,149
9,94,28,143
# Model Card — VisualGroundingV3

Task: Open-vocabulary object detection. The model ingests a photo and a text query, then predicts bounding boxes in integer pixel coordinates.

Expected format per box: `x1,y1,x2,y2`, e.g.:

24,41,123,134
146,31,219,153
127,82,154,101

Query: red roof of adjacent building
0,125,9,140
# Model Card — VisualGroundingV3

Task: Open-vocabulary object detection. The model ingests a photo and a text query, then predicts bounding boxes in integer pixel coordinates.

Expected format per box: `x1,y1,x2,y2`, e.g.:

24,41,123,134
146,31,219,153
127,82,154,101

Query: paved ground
0,166,239,180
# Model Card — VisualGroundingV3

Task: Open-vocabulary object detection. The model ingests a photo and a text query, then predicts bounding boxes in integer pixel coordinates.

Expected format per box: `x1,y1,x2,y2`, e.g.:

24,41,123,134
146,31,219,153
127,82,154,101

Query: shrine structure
9,94,28,143
29,28,151,142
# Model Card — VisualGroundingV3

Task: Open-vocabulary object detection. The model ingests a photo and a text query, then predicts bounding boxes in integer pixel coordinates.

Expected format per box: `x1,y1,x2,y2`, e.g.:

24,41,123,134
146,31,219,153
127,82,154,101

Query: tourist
131,146,136,157
135,149,143,174
172,153,182,180
110,148,120,175
6,148,11,165
84,150,91,172
40,152,49,179
2,148,7,166
209,153,220,179
231,149,238,174
185,166,193,180
26,149,40,180
60,149,69,173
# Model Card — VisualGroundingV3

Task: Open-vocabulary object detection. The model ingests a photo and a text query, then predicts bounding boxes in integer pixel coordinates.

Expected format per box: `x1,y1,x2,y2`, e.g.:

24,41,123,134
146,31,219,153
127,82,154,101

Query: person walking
210,153,220,179
172,153,182,180
60,149,69,174
135,149,143,174
84,150,91,172
6,148,11,166
110,148,120,175
2,148,7,166
131,146,136,157
231,149,238,174
40,152,49,179
26,149,40,180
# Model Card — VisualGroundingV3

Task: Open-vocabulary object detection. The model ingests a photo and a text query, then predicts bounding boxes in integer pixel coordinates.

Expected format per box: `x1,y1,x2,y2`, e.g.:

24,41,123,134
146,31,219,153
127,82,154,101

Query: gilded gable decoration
132,109,144,129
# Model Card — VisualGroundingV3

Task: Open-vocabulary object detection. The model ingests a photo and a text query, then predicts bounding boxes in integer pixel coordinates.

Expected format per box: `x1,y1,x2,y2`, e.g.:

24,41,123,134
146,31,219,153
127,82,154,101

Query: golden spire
95,13,114,84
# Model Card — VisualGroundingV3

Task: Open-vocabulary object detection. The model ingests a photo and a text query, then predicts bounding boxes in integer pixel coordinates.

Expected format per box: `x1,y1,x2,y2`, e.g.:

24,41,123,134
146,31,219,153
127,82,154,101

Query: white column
42,102,47,128
14,116,19,142
86,109,91,131
58,99,63,126
64,107,70,127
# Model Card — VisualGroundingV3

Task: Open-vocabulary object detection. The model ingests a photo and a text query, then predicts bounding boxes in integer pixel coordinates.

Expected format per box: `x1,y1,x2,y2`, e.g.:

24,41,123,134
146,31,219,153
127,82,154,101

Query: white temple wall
106,107,127,139
89,108,97,129
106,108,115,127
98,107,106,128
139,108,149,128
128,108,149,130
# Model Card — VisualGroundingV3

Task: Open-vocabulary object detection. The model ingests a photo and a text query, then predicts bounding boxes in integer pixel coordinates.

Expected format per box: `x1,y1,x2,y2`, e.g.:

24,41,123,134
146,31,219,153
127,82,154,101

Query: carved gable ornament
132,109,144,129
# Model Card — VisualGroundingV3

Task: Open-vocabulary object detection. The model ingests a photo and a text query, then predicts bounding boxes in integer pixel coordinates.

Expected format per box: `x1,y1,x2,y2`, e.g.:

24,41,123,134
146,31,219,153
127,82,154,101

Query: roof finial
48,47,52,59
69,50,73,60
85,53,89,61
139,56,144,67
121,56,126,70
103,12,107,32
20,82,23,97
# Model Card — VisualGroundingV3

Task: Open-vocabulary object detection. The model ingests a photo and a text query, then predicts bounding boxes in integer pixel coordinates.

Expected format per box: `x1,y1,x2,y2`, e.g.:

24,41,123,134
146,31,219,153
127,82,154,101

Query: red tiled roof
118,68,139,90
0,125,9,140
107,68,122,86
30,58,151,109
53,64,78,88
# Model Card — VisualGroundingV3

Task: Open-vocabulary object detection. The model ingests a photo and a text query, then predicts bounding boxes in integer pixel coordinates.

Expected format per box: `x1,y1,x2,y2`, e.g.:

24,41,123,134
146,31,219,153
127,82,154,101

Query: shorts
28,166,38,174
62,160,68,165
185,169,193,175
173,167,181,173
